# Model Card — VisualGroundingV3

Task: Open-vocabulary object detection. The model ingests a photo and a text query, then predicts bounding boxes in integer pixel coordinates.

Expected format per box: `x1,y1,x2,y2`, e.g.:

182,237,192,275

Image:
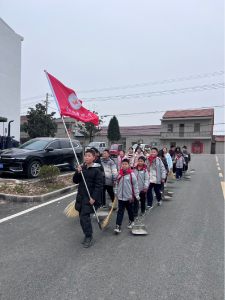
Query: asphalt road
0,155,224,300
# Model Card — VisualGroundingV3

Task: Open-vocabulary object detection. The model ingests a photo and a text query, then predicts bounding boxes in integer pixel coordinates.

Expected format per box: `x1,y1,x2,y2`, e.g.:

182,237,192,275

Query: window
54,124,58,133
194,123,200,132
60,140,71,148
151,142,158,146
87,142,99,147
168,124,173,132
72,141,79,148
20,124,25,132
179,124,184,137
19,140,49,150
49,141,60,149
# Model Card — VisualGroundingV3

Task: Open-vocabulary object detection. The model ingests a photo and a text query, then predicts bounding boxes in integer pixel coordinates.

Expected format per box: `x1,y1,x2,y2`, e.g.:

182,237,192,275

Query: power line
82,83,224,102
77,71,224,93
21,94,53,102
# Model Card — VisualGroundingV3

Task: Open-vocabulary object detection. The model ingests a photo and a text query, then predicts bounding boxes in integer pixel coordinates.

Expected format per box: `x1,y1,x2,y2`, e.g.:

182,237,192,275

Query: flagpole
61,115,101,229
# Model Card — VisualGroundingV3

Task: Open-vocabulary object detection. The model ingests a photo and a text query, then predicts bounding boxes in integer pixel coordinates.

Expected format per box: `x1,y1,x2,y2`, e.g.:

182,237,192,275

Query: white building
0,18,23,141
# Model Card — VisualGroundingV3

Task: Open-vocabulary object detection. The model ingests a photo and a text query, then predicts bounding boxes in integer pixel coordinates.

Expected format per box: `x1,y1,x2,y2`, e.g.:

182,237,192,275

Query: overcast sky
1,0,224,133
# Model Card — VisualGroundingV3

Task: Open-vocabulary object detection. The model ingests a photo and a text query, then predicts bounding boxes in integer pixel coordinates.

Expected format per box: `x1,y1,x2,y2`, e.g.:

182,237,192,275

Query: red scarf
134,163,149,172
148,155,156,166
94,155,98,162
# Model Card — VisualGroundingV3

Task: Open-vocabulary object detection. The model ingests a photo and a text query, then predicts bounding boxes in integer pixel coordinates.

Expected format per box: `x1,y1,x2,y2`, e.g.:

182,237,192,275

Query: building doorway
179,124,184,137
193,142,201,154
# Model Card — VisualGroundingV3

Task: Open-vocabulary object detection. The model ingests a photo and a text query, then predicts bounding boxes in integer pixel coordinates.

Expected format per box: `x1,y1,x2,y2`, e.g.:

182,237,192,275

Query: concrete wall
160,139,212,154
161,117,213,138
0,18,23,141
215,142,225,154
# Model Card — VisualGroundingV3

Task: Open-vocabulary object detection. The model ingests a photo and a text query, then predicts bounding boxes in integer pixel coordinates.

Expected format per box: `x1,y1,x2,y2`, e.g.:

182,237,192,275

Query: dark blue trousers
147,183,161,206
176,168,183,179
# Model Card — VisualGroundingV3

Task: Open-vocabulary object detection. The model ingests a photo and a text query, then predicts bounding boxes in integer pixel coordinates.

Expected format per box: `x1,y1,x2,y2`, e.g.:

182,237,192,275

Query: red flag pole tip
44,70,46,72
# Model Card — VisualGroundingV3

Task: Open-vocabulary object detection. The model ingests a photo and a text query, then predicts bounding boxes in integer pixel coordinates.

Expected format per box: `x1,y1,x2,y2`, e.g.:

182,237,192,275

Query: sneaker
176,178,180,181
146,205,152,210
127,221,134,229
93,214,96,218
140,211,146,216
134,215,138,221
102,205,106,208
83,236,92,248
114,225,121,233
158,200,162,206
164,183,167,187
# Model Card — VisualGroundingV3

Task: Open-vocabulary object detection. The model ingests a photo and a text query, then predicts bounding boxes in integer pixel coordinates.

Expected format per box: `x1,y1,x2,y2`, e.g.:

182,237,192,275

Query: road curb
0,184,78,203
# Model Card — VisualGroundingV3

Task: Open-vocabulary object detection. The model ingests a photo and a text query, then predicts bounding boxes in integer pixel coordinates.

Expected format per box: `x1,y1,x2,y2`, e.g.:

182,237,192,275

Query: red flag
45,71,99,126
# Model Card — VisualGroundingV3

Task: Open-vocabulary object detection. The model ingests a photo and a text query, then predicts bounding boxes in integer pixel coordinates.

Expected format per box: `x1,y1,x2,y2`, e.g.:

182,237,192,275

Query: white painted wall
0,18,23,141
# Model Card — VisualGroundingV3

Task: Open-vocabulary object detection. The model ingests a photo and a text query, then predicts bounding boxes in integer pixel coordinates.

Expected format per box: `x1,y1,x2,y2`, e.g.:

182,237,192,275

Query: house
0,18,23,140
160,109,214,154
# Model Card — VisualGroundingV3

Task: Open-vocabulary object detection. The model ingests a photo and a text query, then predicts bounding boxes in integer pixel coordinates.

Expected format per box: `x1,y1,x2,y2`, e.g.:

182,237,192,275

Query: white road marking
219,173,223,178
221,182,225,200
218,167,221,170
217,163,219,166
216,156,218,162
0,192,77,224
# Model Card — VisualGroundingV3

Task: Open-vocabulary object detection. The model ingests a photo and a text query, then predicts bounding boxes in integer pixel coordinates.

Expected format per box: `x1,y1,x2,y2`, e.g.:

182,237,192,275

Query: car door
59,140,73,165
44,141,62,165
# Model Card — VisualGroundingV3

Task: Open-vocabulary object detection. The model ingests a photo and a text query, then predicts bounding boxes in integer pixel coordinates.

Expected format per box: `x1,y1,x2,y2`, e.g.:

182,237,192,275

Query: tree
77,111,104,143
23,103,56,138
107,116,121,143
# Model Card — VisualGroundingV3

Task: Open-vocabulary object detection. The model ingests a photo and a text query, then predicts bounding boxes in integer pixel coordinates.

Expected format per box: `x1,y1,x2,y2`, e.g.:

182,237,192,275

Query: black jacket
182,151,191,164
161,157,169,173
84,156,105,185
73,164,103,214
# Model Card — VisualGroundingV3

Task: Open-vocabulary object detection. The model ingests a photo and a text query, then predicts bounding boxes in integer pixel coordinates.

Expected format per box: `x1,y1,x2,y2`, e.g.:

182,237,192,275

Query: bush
39,165,60,183
13,184,26,193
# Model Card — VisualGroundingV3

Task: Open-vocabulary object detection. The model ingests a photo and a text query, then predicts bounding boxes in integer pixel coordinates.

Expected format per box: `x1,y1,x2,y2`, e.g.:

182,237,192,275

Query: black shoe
81,237,86,244
114,225,121,233
83,236,92,248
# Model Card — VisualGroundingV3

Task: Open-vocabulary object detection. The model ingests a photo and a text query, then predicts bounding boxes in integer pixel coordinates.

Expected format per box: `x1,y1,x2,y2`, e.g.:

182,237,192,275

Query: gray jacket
146,157,166,184
115,171,140,201
101,158,117,186
175,156,185,168
133,166,150,192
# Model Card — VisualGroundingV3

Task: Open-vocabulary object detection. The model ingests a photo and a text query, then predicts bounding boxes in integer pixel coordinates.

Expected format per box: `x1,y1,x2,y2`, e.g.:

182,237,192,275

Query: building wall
0,18,23,141
215,142,225,154
161,117,213,138
160,139,212,154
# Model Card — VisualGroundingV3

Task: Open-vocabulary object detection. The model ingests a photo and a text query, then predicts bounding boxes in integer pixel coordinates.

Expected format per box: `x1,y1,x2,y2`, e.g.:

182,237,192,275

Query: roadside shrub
0,182,9,191
39,165,60,183
13,184,26,193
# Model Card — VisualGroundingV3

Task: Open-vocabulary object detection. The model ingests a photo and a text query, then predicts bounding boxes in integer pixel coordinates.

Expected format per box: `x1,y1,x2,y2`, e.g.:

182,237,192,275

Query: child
158,150,169,191
134,147,145,167
117,150,128,171
114,158,140,233
133,156,150,217
175,151,186,180
126,147,135,169
73,149,103,248
101,149,117,207
182,146,191,172
146,147,166,209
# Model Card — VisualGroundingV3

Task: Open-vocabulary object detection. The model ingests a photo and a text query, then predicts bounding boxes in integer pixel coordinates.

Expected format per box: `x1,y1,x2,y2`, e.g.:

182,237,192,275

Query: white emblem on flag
68,93,82,110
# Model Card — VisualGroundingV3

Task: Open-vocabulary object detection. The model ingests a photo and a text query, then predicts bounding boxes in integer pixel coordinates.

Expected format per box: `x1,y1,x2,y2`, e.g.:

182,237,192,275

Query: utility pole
45,93,49,115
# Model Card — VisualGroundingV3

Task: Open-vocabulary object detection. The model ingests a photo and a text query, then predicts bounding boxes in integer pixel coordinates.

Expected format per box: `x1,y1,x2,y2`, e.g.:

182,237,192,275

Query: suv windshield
19,140,49,150
88,142,99,147
110,145,119,150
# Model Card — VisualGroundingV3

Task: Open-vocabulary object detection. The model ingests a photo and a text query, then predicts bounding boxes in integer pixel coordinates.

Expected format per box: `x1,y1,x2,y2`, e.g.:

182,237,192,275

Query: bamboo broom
64,200,79,218
101,197,117,228
168,170,175,180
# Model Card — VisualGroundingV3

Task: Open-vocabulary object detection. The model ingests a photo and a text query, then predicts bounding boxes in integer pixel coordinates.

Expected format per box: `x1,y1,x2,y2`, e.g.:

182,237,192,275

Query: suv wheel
27,160,42,178
70,157,80,171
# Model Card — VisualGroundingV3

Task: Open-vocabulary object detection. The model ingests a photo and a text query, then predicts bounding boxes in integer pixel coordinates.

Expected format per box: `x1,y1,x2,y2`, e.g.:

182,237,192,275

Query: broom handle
61,116,101,228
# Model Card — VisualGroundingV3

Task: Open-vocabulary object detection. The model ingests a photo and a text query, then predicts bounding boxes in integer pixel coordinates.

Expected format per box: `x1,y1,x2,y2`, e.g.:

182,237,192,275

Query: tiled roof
215,136,225,142
162,109,214,119
20,116,27,121
99,125,161,136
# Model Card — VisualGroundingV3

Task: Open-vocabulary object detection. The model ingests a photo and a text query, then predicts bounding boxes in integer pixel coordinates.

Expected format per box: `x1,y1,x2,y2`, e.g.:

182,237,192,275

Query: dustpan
132,222,148,235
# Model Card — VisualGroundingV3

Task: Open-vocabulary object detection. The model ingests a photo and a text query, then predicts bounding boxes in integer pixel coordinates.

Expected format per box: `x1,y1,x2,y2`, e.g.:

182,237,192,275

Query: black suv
0,138,83,178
